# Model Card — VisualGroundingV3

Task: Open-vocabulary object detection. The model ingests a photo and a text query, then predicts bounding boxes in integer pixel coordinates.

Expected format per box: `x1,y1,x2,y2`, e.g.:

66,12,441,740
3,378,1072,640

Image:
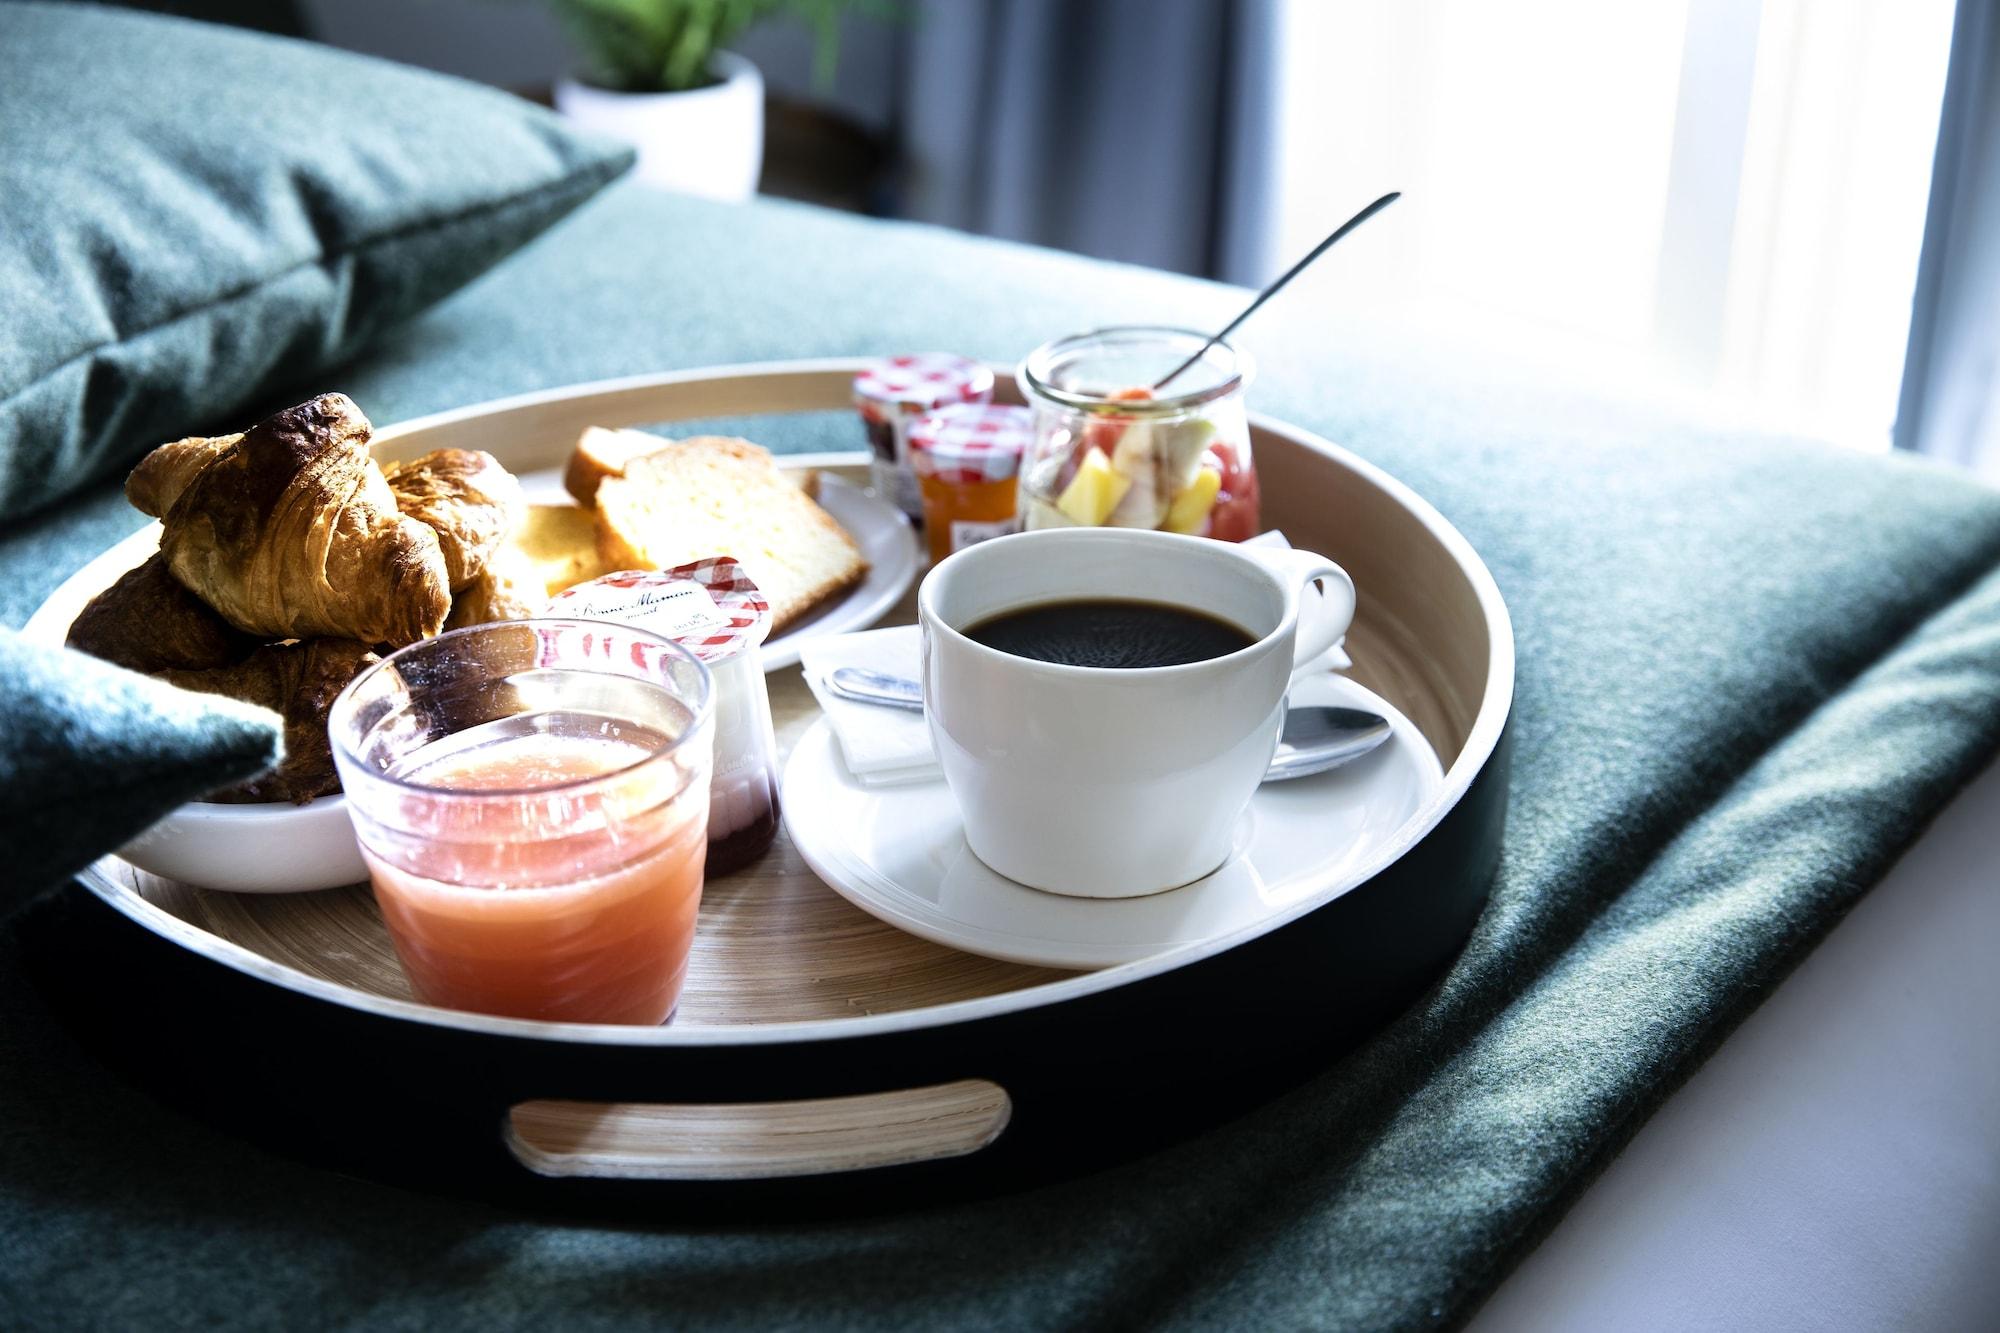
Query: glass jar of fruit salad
1016,327,1259,541
909,402,1032,564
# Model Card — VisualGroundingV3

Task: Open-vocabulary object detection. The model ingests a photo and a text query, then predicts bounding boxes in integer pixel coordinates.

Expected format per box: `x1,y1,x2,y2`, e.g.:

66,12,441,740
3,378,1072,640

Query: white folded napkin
800,532,1349,787
800,626,939,786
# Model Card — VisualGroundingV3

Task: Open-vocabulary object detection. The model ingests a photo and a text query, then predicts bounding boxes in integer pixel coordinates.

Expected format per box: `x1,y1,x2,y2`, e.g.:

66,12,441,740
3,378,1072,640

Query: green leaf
526,0,905,94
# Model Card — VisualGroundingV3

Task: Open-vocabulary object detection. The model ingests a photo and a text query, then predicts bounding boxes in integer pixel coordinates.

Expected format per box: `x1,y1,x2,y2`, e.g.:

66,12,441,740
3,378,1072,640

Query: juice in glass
330,621,714,1025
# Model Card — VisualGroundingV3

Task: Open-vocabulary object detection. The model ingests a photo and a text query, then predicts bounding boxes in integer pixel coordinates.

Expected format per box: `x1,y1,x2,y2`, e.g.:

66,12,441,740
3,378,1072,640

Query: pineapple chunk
1056,448,1132,526
1163,466,1223,534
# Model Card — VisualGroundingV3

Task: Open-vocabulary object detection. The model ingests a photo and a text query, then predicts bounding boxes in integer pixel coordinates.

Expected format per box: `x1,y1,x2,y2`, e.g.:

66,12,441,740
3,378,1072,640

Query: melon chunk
1055,448,1132,526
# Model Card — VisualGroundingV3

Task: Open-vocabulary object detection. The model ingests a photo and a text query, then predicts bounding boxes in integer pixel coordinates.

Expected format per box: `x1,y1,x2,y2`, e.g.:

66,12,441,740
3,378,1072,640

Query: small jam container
852,354,995,521
909,403,1032,565
549,559,780,875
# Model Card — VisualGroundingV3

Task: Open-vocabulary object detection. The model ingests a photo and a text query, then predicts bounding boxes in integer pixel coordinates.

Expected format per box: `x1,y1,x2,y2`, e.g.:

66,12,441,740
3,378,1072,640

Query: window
1270,0,1957,450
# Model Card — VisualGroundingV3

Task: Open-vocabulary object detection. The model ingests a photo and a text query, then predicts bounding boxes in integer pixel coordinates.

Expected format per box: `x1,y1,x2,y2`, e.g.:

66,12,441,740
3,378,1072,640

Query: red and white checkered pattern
529,620,689,677
909,403,1031,485
852,354,995,415
549,558,771,665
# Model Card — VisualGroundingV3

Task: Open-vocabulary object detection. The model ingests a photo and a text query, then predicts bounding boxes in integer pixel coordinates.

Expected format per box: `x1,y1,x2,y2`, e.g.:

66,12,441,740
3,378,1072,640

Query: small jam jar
853,354,994,521
549,559,779,875
909,403,1032,564
1017,327,1259,541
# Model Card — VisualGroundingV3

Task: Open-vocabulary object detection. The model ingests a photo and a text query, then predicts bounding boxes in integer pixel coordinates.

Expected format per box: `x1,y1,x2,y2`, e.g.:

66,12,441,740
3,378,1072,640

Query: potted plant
542,0,873,202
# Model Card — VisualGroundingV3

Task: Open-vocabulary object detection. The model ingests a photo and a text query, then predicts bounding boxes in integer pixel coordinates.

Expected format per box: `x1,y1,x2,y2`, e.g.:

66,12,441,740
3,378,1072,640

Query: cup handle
1247,547,1356,673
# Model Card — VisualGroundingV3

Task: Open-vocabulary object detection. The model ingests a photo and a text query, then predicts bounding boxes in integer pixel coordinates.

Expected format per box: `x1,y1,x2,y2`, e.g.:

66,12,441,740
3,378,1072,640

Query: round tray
20,360,1515,1215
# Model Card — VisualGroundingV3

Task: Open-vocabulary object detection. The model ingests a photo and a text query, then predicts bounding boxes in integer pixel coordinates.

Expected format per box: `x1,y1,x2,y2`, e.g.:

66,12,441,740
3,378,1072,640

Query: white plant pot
554,51,764,203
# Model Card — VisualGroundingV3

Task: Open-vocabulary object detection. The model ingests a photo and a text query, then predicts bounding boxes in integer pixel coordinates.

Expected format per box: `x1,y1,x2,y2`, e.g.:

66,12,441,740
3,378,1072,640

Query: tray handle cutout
506,1079,1011,1181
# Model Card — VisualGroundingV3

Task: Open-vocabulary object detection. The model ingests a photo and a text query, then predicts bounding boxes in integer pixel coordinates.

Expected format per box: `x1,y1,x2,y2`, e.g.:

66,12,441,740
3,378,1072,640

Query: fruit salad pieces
1022,387,1259,541
1017,328,1260,541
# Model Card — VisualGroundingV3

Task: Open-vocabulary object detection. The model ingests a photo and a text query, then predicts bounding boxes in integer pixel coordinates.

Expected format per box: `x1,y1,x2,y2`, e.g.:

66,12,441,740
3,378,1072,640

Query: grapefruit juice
329,620,716,1026
361,714,711,1025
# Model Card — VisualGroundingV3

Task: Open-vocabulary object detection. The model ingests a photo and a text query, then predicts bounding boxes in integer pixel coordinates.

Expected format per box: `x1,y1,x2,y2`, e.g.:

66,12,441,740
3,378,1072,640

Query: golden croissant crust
152,394,451,647
160,638,379,803
126,432,242,518
65,553,257,674
383,449,527,590
443,542,547,630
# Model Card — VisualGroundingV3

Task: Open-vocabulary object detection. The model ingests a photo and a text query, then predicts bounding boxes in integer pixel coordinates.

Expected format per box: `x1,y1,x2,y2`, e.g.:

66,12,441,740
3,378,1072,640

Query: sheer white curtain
1261,0,1958,452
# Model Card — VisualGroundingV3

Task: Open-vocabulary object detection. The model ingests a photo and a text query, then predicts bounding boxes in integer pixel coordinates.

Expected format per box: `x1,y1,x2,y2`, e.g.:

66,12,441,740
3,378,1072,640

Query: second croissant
67,394,547,801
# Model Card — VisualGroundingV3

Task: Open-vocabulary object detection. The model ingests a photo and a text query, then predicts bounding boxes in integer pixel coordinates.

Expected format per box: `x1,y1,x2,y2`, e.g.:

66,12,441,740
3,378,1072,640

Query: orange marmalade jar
909,403,1032,565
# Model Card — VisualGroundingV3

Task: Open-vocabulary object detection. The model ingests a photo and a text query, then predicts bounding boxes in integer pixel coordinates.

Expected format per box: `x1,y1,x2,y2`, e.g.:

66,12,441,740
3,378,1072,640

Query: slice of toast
593,435,868,632
567,425,819,505
515,504,614,595
565,426,660,506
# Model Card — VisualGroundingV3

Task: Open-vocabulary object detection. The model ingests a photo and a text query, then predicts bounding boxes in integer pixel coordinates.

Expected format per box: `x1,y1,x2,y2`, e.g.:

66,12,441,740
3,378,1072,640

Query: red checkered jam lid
909,403,1031,484
547,558,772,664
852,354,995,414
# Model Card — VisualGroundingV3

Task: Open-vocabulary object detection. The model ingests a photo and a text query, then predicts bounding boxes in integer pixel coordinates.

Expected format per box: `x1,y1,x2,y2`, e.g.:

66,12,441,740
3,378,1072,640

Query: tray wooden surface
27,360,1512,1192
111,492,1458,1022
51,361,1501,1034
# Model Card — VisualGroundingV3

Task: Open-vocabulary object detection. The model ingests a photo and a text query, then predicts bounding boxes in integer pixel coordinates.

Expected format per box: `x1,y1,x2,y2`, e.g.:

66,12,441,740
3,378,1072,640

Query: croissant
383,449,527,589
126,432,241,518
159,638,379,803
443,542,547,630
150,394,451,647
65,553,258,674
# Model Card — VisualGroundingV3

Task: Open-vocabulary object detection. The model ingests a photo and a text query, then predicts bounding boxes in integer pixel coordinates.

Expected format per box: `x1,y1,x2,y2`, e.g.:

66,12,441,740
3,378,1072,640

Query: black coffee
964,598,1254,669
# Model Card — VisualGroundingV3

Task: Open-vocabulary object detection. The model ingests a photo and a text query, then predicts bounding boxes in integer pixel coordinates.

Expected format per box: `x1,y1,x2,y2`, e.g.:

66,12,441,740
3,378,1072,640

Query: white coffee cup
918,528,1356,898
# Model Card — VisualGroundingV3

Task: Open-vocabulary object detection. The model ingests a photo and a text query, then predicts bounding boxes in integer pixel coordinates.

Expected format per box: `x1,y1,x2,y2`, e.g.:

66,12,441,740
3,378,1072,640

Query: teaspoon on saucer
825,666,1393,781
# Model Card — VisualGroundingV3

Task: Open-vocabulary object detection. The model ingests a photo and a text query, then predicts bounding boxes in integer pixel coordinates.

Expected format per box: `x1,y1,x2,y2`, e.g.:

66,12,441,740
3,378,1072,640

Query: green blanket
6,183,2000,1330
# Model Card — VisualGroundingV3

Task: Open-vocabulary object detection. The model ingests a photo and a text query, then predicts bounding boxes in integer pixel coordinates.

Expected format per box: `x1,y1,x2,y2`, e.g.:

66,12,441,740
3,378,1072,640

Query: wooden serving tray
21,361,1514,1211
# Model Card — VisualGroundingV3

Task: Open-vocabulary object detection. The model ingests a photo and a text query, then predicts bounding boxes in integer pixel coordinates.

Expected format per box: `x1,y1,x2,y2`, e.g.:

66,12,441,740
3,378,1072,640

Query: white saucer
781,674,1445,969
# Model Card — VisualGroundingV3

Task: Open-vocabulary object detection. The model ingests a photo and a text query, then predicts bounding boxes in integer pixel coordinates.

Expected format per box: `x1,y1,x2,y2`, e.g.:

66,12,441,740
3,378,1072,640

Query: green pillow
0,629,280,911
0,1,633,524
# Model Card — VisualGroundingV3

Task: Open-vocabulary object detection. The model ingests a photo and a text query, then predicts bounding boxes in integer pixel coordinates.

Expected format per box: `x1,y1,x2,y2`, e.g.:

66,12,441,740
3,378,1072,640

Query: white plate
21,538,370,891
781,673,1445,969
515,462,917,673
754,474,919,671
22,463,915,893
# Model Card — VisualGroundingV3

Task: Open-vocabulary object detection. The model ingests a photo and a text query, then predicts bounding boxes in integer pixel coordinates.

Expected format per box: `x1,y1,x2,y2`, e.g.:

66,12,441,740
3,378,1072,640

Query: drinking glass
329,619,713,1025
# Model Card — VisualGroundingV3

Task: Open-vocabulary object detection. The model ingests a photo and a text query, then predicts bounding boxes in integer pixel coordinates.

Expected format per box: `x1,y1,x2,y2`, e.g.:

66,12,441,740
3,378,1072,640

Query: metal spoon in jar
1151,190,1402,392
825,667,1393,782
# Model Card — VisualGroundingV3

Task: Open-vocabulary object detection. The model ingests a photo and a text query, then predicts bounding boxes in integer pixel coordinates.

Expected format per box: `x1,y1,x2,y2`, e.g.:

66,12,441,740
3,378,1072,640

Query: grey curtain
892,0,1279,284
1897,0,2000,476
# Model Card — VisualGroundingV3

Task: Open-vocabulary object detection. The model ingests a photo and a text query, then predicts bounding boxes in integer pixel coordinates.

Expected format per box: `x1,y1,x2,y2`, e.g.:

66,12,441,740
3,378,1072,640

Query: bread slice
593,436,868,632
565,426,661,506
514,504,613,595
567,425,819,504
